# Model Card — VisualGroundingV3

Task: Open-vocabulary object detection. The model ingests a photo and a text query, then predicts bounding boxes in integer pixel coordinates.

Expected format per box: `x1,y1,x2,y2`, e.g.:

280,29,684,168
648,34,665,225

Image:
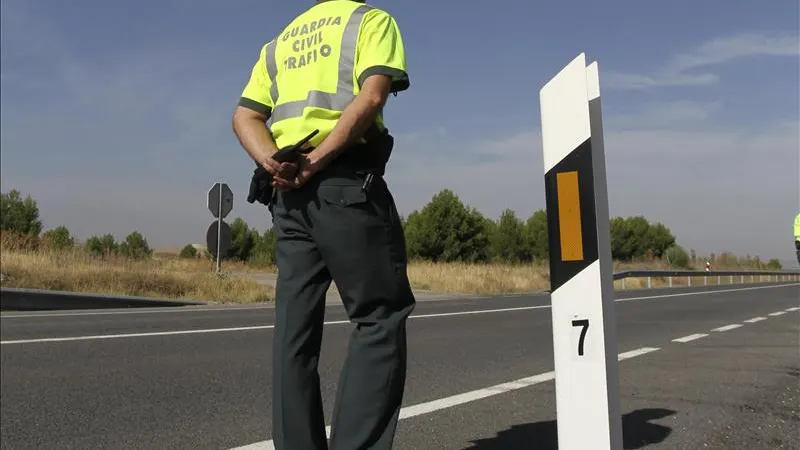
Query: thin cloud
605,32,800,90
605,100,722,130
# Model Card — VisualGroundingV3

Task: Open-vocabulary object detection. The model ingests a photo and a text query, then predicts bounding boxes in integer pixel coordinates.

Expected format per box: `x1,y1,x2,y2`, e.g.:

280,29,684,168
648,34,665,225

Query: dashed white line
397,370,558,420
618,347,661,360
229,347,661,450
744,317,767,323
672,333,708,343
786,307,799,312
768,311,786,317
712,324,743,332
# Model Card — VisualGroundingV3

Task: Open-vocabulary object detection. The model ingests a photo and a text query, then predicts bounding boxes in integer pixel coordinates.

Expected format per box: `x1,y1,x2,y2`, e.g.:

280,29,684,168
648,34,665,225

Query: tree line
1,188,783,270
1,189,153,259
401,189,682,264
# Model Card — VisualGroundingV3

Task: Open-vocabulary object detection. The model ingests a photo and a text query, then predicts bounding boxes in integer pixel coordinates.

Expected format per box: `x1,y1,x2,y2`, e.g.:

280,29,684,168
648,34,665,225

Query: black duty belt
246,126,394,206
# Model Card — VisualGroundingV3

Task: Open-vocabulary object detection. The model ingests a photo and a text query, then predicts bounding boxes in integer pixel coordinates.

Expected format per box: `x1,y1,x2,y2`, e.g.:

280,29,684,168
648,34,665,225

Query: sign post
207,182,233,274
539,53,622,450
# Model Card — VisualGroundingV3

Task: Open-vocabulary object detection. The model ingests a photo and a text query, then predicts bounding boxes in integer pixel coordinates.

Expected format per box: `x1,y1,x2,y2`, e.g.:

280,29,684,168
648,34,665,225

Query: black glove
247,165,273,205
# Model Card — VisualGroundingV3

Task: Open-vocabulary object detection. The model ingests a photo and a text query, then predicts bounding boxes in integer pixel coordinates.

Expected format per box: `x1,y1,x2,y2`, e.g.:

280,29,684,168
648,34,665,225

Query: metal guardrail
612,269,800,289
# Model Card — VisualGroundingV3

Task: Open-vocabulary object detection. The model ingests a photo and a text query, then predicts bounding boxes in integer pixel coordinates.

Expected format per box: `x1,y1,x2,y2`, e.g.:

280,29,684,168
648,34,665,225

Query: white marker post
539,53,622,450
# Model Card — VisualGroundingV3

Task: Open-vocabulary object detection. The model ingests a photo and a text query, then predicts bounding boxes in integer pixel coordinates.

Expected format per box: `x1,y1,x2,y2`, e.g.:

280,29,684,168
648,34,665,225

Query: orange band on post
556,170,584,261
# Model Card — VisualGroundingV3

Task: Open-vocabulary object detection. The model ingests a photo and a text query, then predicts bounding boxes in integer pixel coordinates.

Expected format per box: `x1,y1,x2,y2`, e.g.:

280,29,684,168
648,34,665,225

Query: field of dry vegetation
0,231,785,304
1,233,273,304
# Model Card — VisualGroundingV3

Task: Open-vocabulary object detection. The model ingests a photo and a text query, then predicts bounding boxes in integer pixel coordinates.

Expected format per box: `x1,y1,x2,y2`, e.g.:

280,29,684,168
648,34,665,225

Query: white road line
0,325,280,345
786,307,800,312
412,305,548,318
3,282,796,319
0,307,550,345
0,305,274,319
3,283,795,345
672,333,708,343
768,311,787,317
712,324,742,332
229,347,661,450
744,317,767,323
614,283,798,304
617,347,660,360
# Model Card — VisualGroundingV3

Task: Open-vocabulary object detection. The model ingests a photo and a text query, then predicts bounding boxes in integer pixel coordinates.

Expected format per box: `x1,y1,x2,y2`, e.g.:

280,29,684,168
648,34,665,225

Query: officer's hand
272,156,318,190
261,157,297,179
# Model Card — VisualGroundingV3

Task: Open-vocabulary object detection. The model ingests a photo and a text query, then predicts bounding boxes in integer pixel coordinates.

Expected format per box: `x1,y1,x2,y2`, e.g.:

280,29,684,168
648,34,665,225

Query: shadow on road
462,408,676,449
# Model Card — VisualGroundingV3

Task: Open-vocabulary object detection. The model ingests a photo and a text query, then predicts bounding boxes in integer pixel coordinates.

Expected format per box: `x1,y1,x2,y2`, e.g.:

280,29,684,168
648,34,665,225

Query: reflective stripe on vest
267,4,373,123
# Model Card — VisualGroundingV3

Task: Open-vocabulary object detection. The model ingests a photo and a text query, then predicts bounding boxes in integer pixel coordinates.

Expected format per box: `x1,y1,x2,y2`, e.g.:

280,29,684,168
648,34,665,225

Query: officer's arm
306,75,392,170
232,106,280,164
232,43,281,165
307,10,408,172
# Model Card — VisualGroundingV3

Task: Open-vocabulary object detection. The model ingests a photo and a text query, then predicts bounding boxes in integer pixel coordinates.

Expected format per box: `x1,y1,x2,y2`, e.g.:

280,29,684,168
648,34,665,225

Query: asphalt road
1,283,798,450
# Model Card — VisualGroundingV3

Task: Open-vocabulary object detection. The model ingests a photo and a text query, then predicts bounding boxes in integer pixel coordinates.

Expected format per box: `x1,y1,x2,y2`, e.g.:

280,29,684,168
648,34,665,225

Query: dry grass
1,238,274,304
404,257,787,295
152,249,276,273
406,261,551,295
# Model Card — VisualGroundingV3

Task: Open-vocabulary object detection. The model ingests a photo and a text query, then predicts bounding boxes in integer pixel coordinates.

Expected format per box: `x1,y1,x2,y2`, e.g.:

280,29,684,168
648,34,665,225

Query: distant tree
1,189,42,236
715,251,739,268
460,206,492,263
118,231,152,259
624,216,651,259
490,209,527,263
523,209,549,263
249,227,277,265
228,217,258,261
41,225,74,250
664,245,690,269
645,222,675,258
610,217,634,260
179,244,198,258
403,189,490,263
765,258,782,270
483,215,498,247
610,216,676,261
85,234,118,257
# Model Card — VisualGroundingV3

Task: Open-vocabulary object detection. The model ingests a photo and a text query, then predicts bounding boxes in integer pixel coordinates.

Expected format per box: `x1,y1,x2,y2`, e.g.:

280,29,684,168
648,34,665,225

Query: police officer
231,1,415,449
794,213,800,265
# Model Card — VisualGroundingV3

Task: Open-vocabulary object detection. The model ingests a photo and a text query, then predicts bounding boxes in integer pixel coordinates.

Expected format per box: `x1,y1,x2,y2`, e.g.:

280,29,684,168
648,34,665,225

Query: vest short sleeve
355,10,410,93
238,43,274,115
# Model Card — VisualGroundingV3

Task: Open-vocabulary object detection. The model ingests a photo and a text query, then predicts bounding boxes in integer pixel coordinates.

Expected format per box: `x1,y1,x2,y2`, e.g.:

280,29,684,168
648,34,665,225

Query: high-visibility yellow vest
794,213,800,240
238,0,409,150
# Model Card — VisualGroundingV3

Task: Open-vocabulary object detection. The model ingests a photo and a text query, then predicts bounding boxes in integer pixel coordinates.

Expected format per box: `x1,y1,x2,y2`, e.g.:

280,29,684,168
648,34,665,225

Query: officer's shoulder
361,5,397,22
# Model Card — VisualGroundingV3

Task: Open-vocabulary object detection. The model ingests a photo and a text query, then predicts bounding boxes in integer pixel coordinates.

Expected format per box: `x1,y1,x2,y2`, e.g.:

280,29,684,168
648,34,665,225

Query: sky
1,0,799,265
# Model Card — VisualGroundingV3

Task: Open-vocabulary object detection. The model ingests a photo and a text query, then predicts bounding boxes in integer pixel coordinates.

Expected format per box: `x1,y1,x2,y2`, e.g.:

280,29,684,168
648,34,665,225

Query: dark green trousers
270,164,416,450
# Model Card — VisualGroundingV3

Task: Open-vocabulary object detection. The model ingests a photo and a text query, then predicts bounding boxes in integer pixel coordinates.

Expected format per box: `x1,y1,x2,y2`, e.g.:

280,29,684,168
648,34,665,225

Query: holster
334,125,394,176
246,125,394,207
